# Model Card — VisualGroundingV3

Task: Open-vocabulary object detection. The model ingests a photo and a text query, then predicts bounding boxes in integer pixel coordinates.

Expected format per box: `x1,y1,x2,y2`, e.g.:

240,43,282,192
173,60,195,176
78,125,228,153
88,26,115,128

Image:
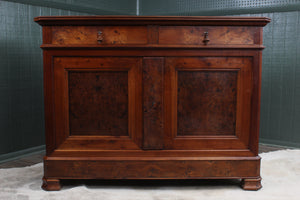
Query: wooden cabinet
35,16,270,191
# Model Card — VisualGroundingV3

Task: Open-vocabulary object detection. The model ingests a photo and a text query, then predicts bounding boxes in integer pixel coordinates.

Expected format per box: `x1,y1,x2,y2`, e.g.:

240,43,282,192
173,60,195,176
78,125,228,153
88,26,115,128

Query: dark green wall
0,0,136,161
139,0,300,148
0,0,89,159
140,0,300,15
258,11,300,148
6,0,137,15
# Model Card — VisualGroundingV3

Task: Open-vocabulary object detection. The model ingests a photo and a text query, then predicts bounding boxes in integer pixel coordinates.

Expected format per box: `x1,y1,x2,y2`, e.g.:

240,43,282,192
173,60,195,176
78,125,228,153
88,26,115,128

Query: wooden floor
0,144,286,169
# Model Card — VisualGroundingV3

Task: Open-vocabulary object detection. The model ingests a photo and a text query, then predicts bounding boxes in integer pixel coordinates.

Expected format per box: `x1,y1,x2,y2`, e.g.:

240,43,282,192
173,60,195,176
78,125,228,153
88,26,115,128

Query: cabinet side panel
249,52,262,155
43,51,55,155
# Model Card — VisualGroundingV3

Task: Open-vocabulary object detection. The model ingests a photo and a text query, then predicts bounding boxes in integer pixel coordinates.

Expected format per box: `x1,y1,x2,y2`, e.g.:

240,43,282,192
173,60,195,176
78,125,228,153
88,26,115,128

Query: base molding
43,157,261,190
43,157,261,178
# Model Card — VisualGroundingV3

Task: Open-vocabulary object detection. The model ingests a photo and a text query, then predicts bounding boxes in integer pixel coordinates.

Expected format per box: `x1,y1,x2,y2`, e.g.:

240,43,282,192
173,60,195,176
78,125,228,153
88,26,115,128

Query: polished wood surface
142,58,164,149
34,16,271,26
53,57,143,150
51,26,259,46
159,26,258,45
69,71,129,136
35,16,270,191
177,69,238,136
43,157,260,179
164,57,252,150
0,144,284,169
52,26,148,45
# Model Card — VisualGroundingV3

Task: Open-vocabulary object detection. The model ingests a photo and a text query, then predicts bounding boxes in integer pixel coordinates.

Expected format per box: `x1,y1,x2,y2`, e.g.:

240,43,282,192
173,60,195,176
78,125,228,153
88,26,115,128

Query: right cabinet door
164,57,253,150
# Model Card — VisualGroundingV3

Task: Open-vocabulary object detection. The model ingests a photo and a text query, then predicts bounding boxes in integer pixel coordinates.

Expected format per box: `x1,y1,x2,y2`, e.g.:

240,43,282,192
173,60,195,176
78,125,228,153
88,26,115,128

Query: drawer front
52,26,148,45
159,26,259,45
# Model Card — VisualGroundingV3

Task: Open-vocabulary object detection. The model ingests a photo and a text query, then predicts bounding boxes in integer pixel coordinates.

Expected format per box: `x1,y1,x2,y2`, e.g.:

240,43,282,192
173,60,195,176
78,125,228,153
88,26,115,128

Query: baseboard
260,139,300,149
0,145,45,164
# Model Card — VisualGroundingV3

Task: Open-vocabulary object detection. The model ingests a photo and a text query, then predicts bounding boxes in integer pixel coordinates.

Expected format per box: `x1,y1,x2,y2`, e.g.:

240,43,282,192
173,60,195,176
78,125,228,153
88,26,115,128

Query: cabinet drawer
159,26,259,45
52,26,148,45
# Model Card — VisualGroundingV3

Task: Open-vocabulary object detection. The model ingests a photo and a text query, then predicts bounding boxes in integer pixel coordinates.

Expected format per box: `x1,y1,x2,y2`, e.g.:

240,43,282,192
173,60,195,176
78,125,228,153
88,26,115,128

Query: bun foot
42,177,61,191
241,177,262,190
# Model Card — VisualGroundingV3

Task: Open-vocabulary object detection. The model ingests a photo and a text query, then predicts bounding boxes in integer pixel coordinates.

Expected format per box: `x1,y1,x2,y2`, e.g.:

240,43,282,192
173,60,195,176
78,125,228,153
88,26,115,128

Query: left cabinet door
50,57,143,153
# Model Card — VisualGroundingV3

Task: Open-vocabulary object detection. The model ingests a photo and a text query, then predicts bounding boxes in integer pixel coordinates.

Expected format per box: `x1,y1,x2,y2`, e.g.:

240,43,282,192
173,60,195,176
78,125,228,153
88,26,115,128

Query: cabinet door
52,57,142,151
164,57,252,150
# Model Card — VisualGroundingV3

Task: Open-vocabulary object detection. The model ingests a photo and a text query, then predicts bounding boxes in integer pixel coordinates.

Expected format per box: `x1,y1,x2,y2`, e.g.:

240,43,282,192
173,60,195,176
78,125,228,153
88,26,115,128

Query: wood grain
0,144,282,169
52,26,148,45
44,157,260,179
69,71,129,136
142,58,164,149
42,177,61,191
53,57,143,150
241,177,262,190
177,71,237,136
164,57,252,150
159,26,257,45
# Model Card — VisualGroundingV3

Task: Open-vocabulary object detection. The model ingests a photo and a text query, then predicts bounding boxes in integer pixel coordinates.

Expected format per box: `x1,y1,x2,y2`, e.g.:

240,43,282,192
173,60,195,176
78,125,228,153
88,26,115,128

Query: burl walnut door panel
69,71,129,136
164,57,253,150
53,57,142,151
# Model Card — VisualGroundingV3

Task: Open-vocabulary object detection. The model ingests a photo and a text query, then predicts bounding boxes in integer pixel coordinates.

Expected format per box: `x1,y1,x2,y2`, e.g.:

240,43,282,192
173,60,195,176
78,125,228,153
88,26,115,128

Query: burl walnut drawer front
52,26,148,45
51,25,259,46
159,26,259,45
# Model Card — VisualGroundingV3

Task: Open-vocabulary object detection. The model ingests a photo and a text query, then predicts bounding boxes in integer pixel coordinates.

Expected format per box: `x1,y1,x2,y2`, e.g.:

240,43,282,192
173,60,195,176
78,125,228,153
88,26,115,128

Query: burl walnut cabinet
34,16,270,191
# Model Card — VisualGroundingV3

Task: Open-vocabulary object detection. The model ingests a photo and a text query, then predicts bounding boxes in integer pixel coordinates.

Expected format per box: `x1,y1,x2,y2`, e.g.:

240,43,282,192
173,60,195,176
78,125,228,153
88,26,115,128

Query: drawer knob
97,31,103,44
203,32,210,45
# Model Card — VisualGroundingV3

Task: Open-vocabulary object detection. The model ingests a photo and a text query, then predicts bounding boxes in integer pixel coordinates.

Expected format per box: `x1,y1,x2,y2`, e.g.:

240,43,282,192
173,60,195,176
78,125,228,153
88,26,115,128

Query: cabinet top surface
34,16,271,26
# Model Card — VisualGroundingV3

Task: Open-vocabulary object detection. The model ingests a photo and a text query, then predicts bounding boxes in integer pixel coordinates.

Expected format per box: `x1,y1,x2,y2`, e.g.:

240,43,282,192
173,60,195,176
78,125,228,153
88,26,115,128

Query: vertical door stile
142,57,164,149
